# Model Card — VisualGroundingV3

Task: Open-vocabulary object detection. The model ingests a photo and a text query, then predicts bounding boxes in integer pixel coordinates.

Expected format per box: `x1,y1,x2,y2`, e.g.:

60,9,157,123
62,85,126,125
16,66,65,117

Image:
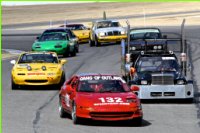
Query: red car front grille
90,112,133,118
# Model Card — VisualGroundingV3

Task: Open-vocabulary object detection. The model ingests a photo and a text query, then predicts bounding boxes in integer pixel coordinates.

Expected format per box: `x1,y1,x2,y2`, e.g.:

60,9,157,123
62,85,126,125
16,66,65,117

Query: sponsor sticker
79,76,123,81
27,73,45,75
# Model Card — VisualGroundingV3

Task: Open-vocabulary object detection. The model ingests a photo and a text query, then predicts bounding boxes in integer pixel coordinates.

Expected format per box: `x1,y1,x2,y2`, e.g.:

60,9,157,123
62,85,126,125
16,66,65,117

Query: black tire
95,37,101,47
70,49,76,57
132,117,143,126
11,80,18,90
63,47,70,57
58,73,66,88
76,44,79,53
71,103,80,124
59,98,67,118
89,39,95,47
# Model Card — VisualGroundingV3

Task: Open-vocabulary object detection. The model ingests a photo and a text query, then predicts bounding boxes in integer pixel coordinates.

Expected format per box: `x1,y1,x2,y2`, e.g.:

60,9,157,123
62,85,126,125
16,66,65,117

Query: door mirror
10,60,16,65
66,85,73,94
130,85,139,92
36,36,40,40
60,59,67,64
130,67,136,74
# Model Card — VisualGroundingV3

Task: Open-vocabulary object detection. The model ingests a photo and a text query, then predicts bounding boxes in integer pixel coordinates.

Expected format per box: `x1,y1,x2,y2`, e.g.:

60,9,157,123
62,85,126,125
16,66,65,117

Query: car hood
72,30,90,36
76,92,138,107
95,27,125,34
33,40,68,48
14,63,60,72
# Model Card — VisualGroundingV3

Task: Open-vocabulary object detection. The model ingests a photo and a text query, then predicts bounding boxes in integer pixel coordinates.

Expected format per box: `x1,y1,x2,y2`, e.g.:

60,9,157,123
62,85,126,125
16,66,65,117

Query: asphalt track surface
2,26,200,133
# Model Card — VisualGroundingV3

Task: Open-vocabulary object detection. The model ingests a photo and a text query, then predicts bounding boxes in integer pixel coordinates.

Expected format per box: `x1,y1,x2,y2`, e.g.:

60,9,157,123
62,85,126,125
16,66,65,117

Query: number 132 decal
98,97,123,103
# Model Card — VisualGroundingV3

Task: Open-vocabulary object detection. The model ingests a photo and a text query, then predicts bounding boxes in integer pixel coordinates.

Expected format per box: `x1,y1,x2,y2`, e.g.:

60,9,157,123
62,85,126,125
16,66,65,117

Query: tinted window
39,32,67,41
136,56,180,72
78,80,128,93
18,53,58,63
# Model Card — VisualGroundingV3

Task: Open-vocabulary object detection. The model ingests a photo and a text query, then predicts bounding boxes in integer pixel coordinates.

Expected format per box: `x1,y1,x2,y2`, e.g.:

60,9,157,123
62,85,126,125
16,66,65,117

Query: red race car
59,73,143,125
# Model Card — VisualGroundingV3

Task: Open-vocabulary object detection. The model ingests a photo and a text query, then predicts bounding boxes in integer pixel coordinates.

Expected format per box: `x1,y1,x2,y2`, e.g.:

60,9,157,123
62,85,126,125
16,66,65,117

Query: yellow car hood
73,30,90,37
14,63,60,72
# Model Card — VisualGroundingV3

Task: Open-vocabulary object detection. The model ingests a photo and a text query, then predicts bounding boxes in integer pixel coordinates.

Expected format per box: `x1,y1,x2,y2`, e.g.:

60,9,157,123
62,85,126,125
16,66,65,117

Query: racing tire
132,117,143,126
76,44,79,53
95,37,101,47
89,39,95,47
11,80,18,90
59,99,67,118
71,103,80,124
70,49,76,57
58,73,66,88
63,48,70,57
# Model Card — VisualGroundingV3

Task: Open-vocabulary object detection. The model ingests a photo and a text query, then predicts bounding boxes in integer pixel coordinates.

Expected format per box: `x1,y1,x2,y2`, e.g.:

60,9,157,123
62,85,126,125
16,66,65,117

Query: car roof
75,73,119,77
44,27,71,31
21,51,57,55
130,27,161,31
61,24,84,26
94,19,119,23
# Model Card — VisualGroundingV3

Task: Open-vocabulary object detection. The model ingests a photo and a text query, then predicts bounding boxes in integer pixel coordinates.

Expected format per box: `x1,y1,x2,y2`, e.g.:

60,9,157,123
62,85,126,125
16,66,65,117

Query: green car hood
32,40,68,50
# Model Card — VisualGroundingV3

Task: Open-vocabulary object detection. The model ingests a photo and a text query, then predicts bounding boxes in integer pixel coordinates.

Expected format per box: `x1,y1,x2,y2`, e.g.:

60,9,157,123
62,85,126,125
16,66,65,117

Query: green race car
32,32,77,57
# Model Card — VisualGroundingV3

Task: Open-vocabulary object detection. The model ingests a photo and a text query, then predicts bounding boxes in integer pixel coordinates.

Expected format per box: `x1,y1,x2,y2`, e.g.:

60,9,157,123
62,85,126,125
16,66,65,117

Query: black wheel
132,117,143,126
11,79,18,90
76,44,79,53
89,39,95,47
71,103,80,124
63,47,70,57
58,73,66,88
59,98,67,118
70,49,76,57
95,37,100,47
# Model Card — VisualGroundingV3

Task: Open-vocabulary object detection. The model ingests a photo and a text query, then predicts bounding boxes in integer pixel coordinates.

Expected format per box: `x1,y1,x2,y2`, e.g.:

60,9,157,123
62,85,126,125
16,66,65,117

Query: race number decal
65,94,70,107
98,97,123,103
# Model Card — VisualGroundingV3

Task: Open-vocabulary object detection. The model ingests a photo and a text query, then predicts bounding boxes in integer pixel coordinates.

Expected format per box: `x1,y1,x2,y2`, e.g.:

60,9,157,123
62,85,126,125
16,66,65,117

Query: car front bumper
134,84,194,99
12,74,62,86
76,106,143,121
98,35,127,43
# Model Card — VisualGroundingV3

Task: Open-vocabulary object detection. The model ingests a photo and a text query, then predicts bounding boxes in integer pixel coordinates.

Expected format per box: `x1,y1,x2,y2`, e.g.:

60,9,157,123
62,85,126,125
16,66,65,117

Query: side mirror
66,85,73,94
130,85,139,92
36,36,40,40
60,59,67,64
10,60,16,65
163,35,167,39
130,67,136,74
87,27,91,30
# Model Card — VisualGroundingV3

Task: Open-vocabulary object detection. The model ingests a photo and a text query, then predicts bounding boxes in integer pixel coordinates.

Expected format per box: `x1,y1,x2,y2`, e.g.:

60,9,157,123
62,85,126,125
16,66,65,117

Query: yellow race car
60,24,90,43
10,52,67,89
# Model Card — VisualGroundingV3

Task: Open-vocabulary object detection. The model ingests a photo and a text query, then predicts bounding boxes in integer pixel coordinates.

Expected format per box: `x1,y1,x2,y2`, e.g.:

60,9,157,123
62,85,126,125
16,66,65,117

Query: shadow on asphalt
12,85,61,91
78,119,151,127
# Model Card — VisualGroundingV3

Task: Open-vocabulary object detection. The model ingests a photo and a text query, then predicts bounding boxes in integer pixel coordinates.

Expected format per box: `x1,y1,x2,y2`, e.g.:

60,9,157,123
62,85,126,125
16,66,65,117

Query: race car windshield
97,21,120,29
136,56,180,72
39,33,67,41
130,29,160,40
18,54,58,63
78,80,129,93
62,25,86,30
